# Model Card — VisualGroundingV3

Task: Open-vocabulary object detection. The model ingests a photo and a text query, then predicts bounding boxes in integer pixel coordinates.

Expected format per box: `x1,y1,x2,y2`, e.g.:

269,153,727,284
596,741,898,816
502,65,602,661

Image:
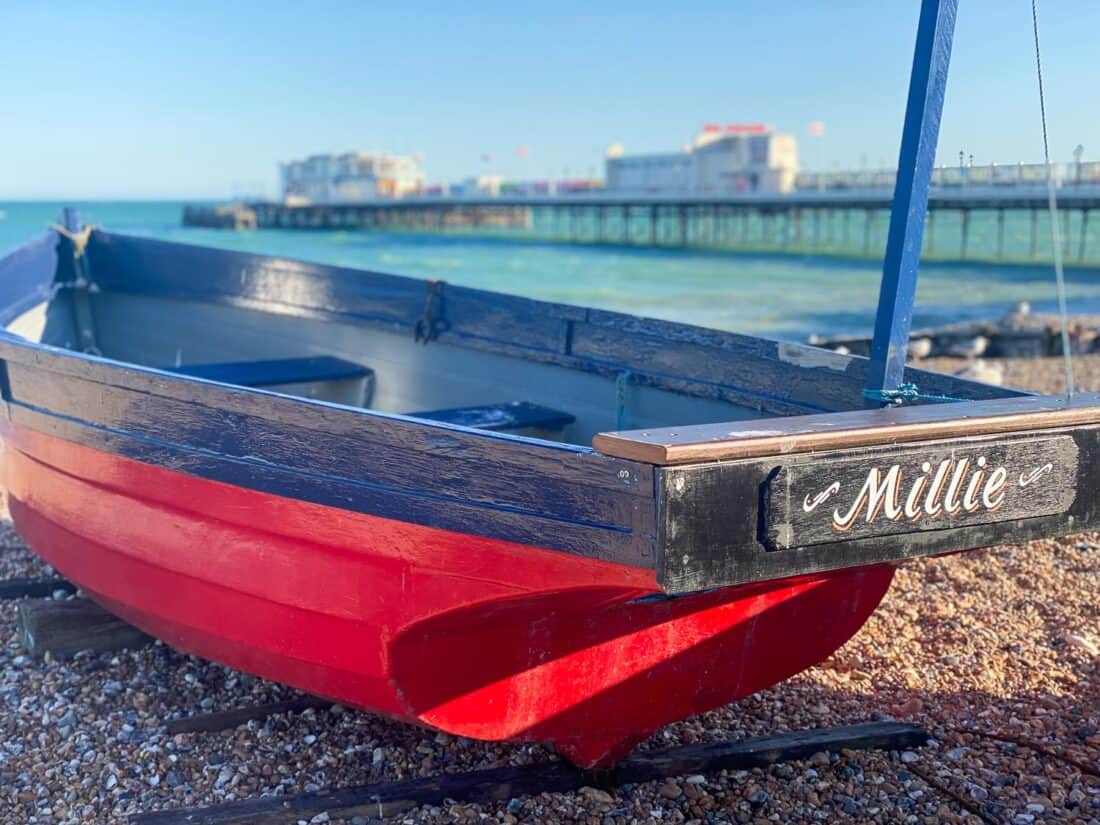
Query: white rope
1031,0,1075,397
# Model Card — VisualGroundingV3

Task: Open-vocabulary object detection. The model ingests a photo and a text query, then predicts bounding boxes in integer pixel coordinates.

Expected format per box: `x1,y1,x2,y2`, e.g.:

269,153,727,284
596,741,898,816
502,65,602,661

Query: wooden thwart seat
165,358,571,436
165,356,374,406
164,356,372,387
412,401,574,435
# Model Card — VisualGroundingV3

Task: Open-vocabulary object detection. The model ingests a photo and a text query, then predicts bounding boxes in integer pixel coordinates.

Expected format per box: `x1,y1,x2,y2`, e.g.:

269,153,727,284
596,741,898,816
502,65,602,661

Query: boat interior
4,231,1026,451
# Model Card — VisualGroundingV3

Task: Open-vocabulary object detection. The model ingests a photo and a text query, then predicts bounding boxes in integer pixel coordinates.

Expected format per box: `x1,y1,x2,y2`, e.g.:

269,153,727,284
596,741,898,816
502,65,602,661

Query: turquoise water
3,200,1099,341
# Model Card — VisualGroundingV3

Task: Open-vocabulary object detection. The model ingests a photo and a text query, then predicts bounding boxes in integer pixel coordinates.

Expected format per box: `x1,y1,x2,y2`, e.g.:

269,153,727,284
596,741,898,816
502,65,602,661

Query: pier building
281,152,425,203
604,124,799,195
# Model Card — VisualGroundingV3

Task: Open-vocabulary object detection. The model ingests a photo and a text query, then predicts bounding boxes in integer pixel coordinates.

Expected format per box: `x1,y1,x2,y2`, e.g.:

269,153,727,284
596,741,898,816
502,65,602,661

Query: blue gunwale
0,231,61,326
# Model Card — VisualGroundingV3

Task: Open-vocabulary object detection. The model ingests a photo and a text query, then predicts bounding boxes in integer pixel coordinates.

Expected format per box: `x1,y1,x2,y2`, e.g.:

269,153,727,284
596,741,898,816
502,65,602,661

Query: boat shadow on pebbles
0,528,1094,824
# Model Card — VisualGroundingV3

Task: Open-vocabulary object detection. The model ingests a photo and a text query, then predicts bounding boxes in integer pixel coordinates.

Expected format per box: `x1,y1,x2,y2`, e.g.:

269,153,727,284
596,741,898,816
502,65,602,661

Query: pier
186,186,1100,265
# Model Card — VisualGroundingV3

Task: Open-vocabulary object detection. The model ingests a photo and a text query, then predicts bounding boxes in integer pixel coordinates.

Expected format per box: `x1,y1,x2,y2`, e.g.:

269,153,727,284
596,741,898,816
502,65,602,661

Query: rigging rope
1031,0,1076,397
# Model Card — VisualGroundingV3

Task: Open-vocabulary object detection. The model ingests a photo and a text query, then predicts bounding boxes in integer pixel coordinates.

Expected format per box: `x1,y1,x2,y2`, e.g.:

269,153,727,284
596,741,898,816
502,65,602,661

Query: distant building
604,124,799,195
281,152,425,203
447,175,506,198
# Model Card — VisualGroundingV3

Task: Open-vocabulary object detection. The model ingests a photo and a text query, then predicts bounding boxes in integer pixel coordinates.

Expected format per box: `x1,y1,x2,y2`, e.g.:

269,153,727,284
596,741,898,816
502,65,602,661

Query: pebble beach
0,356,1096,825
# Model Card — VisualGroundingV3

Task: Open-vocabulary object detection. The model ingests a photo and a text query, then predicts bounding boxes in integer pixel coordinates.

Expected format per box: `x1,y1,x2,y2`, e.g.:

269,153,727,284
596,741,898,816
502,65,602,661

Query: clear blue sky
1,1,1096,199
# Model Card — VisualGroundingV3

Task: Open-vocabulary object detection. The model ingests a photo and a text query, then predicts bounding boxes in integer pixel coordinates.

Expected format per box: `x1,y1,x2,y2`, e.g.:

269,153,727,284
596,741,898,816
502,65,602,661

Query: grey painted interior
57,292,767,445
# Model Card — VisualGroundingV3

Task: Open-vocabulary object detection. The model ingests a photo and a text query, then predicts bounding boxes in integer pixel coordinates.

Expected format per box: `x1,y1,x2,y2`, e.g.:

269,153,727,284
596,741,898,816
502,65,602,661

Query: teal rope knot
862,382,965,406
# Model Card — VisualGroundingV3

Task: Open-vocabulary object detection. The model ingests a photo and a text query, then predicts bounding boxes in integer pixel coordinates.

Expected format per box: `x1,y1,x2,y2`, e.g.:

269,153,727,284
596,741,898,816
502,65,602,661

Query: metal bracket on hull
615,370,633,431
414,279,449,344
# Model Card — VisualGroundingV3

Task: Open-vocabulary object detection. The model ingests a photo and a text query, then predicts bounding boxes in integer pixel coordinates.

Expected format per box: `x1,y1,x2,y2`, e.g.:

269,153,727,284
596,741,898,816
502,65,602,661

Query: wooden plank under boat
0,0,1092,769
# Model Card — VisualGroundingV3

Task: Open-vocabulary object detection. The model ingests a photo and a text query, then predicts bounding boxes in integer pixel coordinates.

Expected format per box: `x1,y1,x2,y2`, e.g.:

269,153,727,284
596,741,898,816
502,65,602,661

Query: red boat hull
1,423,895,767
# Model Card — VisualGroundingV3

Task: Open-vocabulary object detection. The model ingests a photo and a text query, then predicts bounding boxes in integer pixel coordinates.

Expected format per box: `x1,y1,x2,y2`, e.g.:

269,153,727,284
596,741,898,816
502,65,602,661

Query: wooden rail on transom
592,392,1100,465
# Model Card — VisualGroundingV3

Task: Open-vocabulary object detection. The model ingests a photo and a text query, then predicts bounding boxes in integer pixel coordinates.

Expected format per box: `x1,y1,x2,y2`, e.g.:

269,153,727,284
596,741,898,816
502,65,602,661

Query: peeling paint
777,342,849,371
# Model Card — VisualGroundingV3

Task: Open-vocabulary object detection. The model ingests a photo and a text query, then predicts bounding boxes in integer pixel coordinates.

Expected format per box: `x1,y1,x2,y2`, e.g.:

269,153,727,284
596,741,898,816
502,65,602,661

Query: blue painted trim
865,0,959,405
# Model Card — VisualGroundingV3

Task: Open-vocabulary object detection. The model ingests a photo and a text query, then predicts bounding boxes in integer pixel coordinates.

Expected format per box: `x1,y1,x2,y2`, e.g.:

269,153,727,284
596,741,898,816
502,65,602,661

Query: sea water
2,200,1099,342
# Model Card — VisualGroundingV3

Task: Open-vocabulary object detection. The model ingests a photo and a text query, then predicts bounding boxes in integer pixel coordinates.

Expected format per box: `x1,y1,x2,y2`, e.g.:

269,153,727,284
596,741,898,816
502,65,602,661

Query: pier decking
185,186,1100,265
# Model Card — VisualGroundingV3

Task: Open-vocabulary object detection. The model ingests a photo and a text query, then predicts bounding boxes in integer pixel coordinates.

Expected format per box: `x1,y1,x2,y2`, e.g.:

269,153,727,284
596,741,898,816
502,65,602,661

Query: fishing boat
0,0,1093,768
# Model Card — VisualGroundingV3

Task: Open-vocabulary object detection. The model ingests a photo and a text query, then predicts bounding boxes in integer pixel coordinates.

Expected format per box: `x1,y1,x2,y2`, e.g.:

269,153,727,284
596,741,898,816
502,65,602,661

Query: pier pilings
184,190,1100,265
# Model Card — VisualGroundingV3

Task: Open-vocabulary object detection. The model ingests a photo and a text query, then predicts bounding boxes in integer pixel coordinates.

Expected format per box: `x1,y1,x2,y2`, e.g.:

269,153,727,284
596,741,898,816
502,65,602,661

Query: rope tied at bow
51,224,95,259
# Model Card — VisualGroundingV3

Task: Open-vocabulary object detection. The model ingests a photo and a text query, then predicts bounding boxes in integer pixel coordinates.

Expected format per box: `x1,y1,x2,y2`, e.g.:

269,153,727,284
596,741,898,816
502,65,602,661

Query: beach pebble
747,788,769,806
658,781,682,799
214,767,232,789
1059,631,1098,656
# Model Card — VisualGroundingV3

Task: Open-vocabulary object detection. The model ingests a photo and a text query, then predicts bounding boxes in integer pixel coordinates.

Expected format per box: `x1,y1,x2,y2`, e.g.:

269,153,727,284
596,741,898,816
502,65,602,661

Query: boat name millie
797,456,1056,531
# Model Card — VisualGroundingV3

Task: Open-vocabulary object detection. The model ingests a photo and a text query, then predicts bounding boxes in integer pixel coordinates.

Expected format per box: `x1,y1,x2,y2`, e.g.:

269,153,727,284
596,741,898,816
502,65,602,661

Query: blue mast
864,0,959,406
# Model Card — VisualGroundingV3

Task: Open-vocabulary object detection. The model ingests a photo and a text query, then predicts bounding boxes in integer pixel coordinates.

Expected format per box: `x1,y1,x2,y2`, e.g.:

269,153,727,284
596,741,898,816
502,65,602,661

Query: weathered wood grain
2,356,656,568
16,598,152,658
10,400,653,568
0,577,75,599
166,696,333,735
616,721,928,783
128,722,926,824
